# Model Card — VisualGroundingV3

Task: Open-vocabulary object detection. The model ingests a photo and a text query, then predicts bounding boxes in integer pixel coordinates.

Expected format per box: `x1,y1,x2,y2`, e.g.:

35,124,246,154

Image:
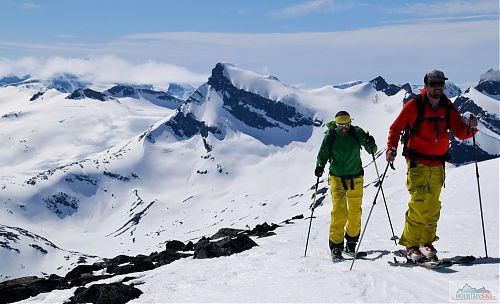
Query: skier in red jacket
386,69,478,262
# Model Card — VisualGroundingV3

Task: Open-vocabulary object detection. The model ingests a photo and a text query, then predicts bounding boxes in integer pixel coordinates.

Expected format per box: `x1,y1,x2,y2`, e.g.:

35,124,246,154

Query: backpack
401,94,452,161
326,124,361,150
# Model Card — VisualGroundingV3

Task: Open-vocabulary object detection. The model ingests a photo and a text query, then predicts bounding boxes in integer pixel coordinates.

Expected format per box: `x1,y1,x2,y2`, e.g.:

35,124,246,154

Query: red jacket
387,89,475,167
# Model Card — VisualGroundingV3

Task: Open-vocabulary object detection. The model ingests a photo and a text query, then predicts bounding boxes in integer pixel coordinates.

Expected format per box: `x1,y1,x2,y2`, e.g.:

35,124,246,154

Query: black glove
365,134,376,147
315,166,324,177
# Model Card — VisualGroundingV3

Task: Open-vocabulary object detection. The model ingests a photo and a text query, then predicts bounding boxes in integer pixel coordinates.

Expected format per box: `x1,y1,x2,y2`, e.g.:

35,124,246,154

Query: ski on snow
331,251,369,263
388,249,476,269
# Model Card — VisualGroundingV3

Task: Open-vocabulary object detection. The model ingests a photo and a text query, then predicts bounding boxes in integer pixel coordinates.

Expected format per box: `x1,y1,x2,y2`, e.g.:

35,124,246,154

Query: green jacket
316,125,377,178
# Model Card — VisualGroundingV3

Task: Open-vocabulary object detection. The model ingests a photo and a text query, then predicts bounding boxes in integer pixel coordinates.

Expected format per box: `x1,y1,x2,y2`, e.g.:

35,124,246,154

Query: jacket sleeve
357,127,378,154
448,105,477,140
387,99,414,151
316,133,331,169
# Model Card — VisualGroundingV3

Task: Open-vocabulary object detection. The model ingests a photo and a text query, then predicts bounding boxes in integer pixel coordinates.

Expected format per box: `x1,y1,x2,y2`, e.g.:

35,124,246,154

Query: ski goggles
428,81,445,88
336,122,351,129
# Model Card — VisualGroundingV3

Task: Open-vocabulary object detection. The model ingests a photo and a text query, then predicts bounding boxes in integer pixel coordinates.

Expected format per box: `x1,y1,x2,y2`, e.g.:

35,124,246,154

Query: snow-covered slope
0,225,99,282
0,64,498,303
451,70,500,163
13,158,500,303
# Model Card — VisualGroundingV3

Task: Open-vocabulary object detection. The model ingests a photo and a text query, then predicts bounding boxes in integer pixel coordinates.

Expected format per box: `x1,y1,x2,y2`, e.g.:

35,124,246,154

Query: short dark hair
335,111,350,117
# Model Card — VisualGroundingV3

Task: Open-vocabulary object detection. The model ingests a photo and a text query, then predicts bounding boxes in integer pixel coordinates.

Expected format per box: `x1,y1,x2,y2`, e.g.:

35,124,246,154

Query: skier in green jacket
315,111,377,260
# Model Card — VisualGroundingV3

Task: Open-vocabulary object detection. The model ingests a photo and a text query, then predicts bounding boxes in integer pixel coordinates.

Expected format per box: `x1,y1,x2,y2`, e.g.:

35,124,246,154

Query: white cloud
386,0,498,16
0,56,208,87
20,2,41,9
270,0,354,19
480,69,500,82
0,19,497,87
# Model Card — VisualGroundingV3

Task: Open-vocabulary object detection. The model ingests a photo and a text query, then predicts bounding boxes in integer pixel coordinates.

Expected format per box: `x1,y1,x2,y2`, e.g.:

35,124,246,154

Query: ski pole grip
469,114,476,129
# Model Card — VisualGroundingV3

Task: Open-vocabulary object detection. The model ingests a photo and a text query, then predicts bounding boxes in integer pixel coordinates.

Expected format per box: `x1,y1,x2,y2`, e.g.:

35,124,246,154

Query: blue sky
0,0,498,88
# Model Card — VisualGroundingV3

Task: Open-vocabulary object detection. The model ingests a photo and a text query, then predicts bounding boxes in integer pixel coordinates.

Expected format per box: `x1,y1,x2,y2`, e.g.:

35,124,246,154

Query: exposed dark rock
29,244,48,254
0,275,63,304
164,240,185,251
109,260,155,276
246,222,280,238
43,192,79,218
65,174,99,185
105,255,135,274
66,88,112,102
183,241,194,251
454,95,500,135
400,83,413,94
193,234,258,259
67,282,142,304
0,221,285,302
369,76,402,96
370,76,389,91
449,137,498,164
384,84,401,96
210,228,244,239
164,111,223,140
65,264,104,282
67,275,114,288
146,250,190,267
449,95,500,164
1,112,21,119
106,85,138,98
476,80,500,95
29,90,45,101
106,250,188,275
475,69,500,96
103,171,137,182
208,63,314,130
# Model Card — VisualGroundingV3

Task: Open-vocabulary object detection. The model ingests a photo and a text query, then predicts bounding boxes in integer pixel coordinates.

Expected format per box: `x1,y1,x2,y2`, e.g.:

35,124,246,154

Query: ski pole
370,149,398,245
349,161,393,271
304,176,320,257
470,115,488,258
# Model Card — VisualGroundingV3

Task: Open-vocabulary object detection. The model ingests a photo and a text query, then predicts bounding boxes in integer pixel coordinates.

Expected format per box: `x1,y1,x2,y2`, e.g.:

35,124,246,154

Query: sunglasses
428,81,445,88
336,122,351,129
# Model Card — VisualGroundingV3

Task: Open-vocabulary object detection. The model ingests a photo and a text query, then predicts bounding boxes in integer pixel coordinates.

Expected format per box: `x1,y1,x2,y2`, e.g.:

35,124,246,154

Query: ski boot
420,243,438,261
406,246,424,263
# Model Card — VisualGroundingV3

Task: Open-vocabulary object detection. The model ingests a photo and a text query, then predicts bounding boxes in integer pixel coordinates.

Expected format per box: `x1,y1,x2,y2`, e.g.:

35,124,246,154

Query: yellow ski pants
399,161,444,247
329,175,364,244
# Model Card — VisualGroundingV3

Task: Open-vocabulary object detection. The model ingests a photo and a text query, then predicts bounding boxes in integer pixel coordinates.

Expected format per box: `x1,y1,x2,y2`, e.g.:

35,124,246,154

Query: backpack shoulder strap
327,126,361,149
444,99,452,131
349,126,361,149
326,126,336,146
410,94,425,135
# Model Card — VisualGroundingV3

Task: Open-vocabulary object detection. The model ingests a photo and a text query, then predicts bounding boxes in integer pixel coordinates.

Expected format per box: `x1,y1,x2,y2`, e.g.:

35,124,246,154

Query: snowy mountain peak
479,68,500,82
444,82,462,98
369,76,388,90
0,224,99,282
166,83,196,100
0,75,30,87
369,76,401,96
146,63,316,146
476,68,500,97
333,80,363,89
44,74,90,93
